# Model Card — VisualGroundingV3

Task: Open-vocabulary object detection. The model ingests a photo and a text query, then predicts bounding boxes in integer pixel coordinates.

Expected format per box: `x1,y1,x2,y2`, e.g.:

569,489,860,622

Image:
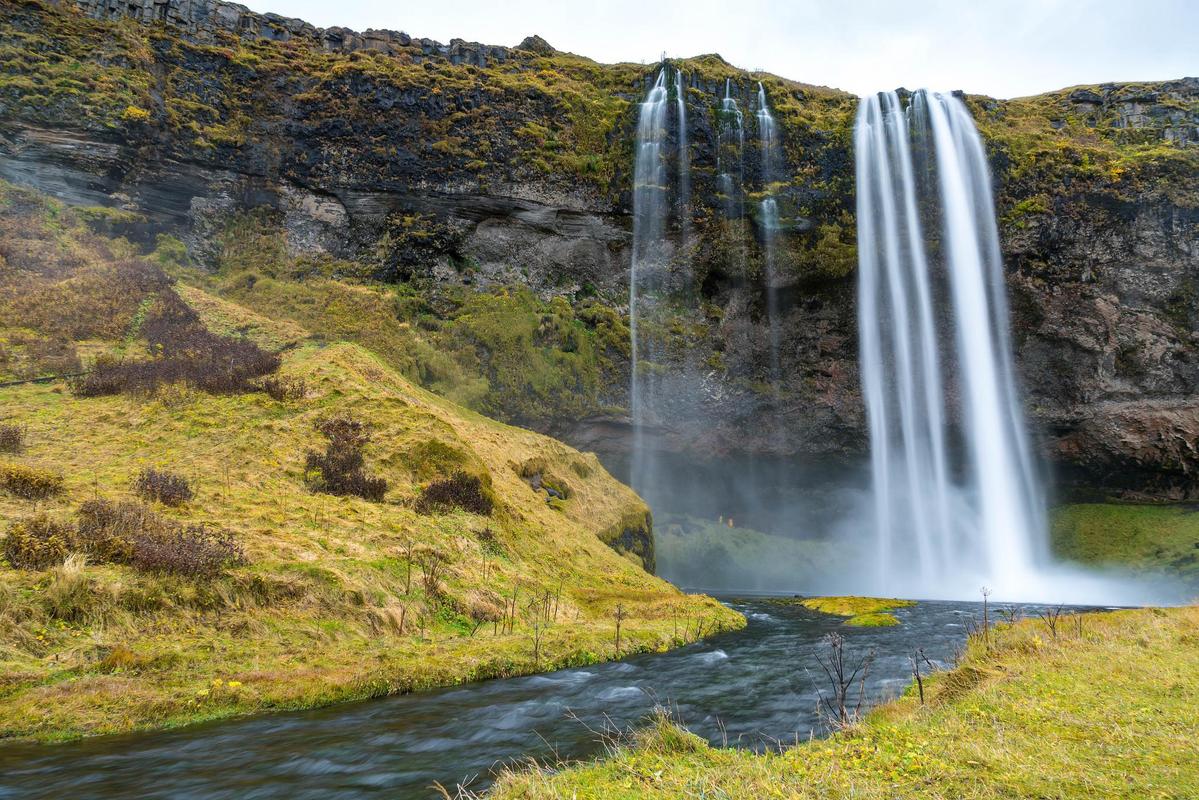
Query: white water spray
855,90,1050,600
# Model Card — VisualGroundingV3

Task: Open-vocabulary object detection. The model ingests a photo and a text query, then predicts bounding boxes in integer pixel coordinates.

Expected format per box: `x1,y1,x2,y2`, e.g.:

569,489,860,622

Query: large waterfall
855,90,1048,598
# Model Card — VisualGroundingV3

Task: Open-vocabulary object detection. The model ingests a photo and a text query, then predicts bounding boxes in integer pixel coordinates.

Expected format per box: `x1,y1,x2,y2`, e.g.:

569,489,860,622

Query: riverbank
491,604,1199,799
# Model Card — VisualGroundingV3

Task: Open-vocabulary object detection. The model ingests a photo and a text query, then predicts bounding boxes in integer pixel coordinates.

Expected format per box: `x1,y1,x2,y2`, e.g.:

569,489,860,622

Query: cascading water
756,82,782,382
855,90,1048,599
718,78,745,218
675,69,691,250
629,70,669,493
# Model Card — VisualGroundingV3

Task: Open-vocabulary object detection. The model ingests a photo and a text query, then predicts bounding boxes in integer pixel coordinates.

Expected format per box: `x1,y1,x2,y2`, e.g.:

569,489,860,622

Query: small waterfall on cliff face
675,70,691,250
717,78,745,218
756,82,782,382
855,90,1048,598
629,70,669,493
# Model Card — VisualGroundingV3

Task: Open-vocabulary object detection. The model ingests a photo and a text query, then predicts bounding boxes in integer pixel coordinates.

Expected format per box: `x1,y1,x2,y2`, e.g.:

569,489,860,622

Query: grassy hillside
492,605,1199,799
1051,503,1199,581
0,184,742,742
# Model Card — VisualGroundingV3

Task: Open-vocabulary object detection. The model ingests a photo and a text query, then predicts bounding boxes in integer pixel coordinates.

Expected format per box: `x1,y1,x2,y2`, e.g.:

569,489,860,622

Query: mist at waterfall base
622,72,1186,607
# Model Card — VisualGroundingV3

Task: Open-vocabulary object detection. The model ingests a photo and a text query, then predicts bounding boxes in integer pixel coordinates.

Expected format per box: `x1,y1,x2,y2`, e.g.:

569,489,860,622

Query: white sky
246,0,1199,99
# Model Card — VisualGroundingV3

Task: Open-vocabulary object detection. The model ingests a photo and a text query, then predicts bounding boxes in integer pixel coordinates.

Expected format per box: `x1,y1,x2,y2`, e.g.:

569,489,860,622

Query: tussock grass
491,605,1199,799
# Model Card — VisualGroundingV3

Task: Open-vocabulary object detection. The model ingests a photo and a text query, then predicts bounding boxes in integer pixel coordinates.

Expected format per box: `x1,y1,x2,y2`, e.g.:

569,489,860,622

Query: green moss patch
795,596,917,617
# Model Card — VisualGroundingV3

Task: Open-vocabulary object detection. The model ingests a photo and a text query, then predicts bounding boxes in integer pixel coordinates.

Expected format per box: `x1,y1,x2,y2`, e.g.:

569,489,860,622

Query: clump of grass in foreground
490,605,1199,800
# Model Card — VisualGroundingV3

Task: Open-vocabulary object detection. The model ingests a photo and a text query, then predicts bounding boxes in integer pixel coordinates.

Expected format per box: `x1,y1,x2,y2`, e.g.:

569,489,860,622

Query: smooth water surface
0,599,1078,800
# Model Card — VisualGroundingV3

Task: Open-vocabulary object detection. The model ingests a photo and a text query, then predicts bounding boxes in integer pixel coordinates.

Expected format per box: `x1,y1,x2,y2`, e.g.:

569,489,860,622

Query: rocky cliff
1,0,1196,500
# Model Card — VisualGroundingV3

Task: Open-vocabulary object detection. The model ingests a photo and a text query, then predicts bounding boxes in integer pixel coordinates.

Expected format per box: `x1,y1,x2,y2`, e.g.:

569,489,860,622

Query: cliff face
1,0,1196,500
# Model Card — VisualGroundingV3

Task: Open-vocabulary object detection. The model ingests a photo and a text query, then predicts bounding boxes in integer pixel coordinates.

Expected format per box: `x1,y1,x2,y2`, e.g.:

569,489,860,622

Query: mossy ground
1051,503,1199,581
491,605,1199,799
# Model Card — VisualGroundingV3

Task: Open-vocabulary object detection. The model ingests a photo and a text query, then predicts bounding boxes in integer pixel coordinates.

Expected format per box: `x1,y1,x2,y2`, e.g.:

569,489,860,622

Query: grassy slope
492,605,1199,799
1052,503,1199,581
0,325,741,742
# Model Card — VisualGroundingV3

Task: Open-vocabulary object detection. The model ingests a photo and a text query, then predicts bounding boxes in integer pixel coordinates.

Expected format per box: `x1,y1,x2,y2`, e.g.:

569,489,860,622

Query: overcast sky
247,0,1198,98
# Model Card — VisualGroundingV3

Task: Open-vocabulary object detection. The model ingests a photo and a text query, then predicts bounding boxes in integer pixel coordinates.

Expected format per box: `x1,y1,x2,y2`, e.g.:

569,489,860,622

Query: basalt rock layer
1,0,1196,500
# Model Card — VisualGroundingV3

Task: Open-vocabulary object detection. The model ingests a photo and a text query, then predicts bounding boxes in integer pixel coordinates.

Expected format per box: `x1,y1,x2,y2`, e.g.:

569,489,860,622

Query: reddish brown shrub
415,471,494,516
304,415,388,502
133,467,194,507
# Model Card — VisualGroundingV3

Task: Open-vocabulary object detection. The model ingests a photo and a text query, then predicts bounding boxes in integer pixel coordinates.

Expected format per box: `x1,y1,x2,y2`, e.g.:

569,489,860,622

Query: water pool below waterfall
0,599,1098,800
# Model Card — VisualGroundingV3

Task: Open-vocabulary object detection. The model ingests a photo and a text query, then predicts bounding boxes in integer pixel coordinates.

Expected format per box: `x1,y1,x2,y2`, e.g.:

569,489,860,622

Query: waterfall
756,82,782,382
717,78,745,218
855,89,1047,597
675,70,691,250
629,70,669,494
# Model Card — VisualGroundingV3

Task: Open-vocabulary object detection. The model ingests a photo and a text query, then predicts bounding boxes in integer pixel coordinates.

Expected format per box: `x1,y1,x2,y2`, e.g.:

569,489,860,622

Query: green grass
843,612,899,627
1051,503,1199,580
491,605,1199,799
794,596,917,617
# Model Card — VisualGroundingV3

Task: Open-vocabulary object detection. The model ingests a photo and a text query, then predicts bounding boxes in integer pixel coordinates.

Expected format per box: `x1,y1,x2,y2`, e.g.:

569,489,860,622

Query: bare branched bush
415,471,494,516
466,591,504,636
129,523,244,577
75,498,244,578
1038,605,1065,639
814,633,875,726
133,467,194,507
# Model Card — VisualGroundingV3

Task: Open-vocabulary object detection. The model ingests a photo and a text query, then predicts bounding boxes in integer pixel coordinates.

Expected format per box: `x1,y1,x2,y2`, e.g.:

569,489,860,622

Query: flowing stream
0,599,1084,799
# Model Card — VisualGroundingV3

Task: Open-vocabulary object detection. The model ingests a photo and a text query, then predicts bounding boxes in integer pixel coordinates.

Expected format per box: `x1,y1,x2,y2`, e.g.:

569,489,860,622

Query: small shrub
130,523,244,577
75,498,244,577
415,471,494,516
133,467,193,507
0,462,66,500
0,424,24,454
3,515,73,569
304,415,388,501
75,499,143,563
258,376,307,402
